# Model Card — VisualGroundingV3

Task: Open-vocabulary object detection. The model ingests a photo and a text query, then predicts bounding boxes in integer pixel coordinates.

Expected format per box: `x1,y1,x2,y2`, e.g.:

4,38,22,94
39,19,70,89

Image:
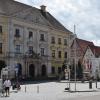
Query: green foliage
70,60,83,80
70,64,75,79
77,60,83,79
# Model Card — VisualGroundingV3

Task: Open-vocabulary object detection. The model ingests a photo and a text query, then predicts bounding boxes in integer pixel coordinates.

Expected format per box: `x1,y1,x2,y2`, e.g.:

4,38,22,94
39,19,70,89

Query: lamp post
68,62,71,91
74,25,77,91
95,69,98,88
24,54,27,79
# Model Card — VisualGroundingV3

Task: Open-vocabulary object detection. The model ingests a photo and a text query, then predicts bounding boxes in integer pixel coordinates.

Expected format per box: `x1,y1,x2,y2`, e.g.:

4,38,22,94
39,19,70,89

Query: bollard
25,85,26,92
96,80,97,88
89,80,92,89
37,85,39,93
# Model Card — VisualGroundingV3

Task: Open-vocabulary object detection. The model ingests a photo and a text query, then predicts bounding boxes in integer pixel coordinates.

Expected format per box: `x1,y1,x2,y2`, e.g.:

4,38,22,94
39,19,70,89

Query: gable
12,8,51,26
84,47,94,59
0,0,72,33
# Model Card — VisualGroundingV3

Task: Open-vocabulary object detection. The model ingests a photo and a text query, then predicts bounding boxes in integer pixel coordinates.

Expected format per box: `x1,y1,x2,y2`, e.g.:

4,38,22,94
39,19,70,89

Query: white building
83,45,100,79
0,0,72,79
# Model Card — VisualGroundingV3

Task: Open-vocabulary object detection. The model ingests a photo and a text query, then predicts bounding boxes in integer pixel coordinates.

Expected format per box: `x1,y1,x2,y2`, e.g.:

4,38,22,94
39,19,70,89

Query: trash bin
89,80,92,89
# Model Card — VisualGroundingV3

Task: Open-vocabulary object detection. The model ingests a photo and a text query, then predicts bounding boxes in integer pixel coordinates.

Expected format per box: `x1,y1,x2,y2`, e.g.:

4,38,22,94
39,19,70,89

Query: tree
70,64,75,79
77,60,83,79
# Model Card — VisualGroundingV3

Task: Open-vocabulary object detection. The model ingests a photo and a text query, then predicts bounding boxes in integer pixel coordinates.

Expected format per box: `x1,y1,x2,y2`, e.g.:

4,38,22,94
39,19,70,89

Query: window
41,48,45,56
58,67,61,74
29,31,33,39
51,36,55,44
0,43,2,53
64,39,67,45
0,26,2,33
51,67,55,74
58,51,61,58
52,50,55,58
64,52,67,58
40,34,45,41
29,46,33,54
15,45,20,53
58,38,61,44
15,29,20,38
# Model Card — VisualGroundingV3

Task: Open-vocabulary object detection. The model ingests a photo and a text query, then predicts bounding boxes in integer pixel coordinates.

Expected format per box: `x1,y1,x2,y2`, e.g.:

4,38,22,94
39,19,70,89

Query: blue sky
16,0,100,46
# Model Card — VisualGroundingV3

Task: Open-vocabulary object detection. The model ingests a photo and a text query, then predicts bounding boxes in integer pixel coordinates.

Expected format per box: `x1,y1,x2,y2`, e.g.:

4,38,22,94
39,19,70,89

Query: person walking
3,78,11,97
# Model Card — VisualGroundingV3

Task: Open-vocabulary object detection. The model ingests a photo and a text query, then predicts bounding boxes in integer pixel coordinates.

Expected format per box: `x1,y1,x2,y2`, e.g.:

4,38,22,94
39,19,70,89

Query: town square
0,0,100,100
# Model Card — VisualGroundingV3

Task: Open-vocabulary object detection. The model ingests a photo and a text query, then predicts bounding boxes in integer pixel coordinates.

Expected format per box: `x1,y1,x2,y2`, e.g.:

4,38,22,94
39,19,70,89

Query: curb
64,89,99,93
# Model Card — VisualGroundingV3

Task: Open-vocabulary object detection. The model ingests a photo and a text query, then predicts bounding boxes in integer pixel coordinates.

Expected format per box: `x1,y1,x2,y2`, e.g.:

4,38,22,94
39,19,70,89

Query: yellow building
50,29,72,77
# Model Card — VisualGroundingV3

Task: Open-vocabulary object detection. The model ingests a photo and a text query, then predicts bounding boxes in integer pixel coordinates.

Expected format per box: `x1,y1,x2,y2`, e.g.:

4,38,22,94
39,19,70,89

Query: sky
15,0,100,46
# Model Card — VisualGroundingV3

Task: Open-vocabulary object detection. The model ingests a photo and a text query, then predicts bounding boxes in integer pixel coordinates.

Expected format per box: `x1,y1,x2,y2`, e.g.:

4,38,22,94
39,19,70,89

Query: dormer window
15,29,20,38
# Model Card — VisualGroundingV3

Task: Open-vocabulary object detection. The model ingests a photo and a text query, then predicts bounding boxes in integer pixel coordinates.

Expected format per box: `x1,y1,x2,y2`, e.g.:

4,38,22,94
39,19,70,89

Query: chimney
40,5,46,12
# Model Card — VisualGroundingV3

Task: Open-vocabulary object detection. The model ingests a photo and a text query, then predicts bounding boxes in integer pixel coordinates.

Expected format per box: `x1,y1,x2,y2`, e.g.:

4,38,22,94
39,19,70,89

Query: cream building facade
0,0,73,79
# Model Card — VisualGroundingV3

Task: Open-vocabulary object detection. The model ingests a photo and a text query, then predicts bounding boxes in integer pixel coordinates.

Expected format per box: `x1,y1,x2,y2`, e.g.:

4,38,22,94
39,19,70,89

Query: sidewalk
60,80,100,92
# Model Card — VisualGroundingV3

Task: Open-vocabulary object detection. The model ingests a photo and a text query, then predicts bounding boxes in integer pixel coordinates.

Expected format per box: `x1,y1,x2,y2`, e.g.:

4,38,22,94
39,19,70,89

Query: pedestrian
3,78,11,97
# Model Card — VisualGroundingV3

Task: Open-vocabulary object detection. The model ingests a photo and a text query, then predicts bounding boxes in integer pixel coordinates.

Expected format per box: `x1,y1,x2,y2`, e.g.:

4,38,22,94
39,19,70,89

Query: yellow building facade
50,29,71,77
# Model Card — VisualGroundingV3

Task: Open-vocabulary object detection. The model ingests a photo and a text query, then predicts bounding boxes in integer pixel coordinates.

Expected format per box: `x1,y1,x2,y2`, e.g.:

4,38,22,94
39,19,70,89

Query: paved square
1,81,100,100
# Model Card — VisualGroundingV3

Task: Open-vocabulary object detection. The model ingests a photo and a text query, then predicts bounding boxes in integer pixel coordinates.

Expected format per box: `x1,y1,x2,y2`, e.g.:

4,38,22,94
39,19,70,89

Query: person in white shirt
3,78,11,97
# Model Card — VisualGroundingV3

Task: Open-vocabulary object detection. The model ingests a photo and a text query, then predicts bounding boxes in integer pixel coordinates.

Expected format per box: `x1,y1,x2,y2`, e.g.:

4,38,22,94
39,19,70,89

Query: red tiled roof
88,45,100,57
76,38,94,53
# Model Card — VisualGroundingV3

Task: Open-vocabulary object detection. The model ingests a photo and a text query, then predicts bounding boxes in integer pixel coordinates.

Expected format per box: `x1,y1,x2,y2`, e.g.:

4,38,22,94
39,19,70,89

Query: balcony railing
5,52,51,63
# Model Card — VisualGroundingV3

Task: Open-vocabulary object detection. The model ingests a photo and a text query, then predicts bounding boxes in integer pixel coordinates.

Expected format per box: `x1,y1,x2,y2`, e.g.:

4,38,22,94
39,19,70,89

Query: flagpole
74,25,77,91
94,49,98,88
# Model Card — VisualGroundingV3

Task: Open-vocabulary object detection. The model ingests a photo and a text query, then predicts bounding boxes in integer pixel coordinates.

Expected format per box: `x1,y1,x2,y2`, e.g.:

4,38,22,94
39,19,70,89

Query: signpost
64,63,71,91
65,69,68,80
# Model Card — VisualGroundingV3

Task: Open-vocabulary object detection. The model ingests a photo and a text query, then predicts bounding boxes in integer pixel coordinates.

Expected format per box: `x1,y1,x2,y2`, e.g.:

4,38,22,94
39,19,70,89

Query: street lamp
66,62,71,91
74,25,77,91
95,69,98,88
